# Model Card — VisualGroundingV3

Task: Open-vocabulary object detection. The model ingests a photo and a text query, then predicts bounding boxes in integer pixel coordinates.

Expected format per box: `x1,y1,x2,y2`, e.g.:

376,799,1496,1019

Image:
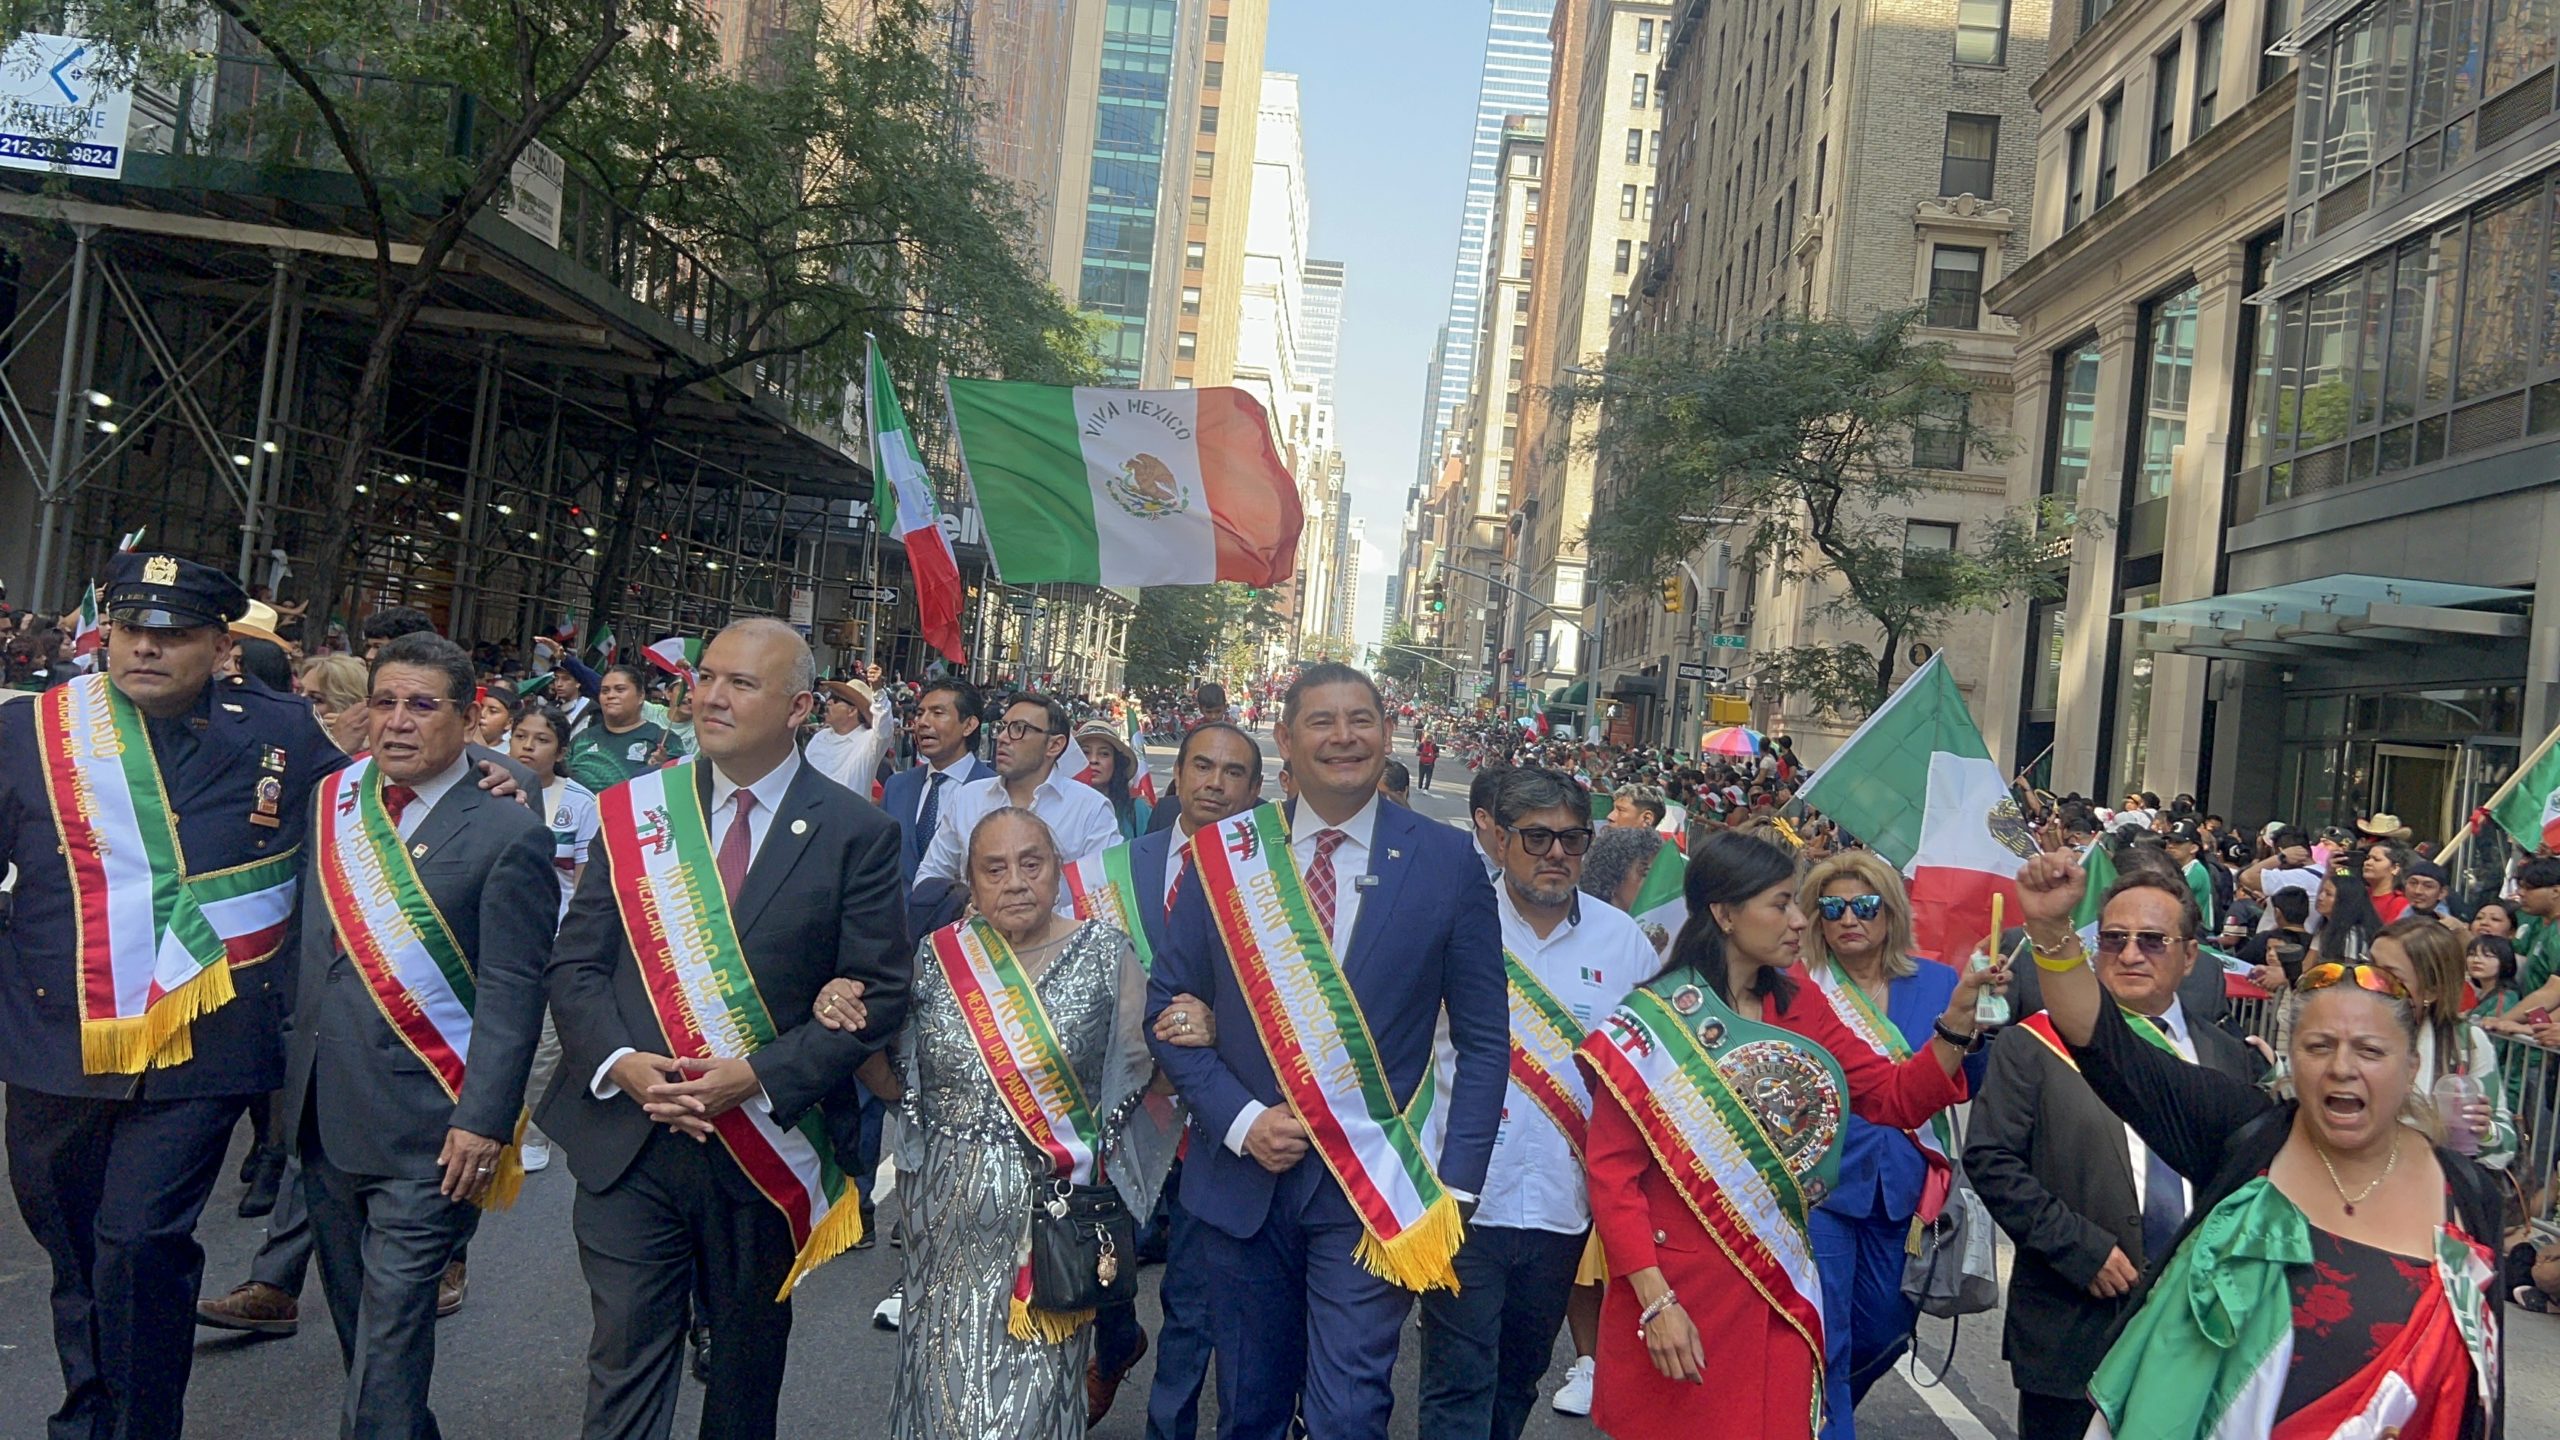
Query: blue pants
1195,1179,1412,1440
1146,1180,1216,1440
1810,1206,1919,1440
1416,1224,1585,1440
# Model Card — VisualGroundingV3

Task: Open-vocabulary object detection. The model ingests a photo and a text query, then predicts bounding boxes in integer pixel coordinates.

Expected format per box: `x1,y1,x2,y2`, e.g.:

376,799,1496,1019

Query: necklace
2313,1132,2402,1216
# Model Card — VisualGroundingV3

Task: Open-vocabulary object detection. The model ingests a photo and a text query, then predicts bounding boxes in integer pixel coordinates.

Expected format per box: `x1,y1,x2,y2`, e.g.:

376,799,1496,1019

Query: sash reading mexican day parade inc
315,757,523,1209
935,916,1113,1342
1190,802,1465,1293
1575,982,1849,1437
599,763,861,1298
37,671,298,1074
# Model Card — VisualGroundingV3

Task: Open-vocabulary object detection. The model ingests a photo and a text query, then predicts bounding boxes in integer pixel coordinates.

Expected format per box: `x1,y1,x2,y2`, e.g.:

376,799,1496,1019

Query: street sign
1006,594,1039,613
1676,661,1706,681
1710,633,1749,649
1700,665,1731,685
844,582,901,605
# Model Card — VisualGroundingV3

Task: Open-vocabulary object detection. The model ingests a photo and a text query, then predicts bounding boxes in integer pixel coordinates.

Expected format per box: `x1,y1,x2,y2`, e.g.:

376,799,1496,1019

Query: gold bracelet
2031,938,2088,973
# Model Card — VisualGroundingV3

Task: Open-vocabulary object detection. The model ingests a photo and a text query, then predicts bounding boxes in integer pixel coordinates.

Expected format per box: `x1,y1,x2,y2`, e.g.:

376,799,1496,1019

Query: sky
1267,2,1497,650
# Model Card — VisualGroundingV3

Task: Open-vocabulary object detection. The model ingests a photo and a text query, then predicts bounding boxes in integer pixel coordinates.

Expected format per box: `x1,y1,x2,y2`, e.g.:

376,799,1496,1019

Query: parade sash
1190,803,1464,1293
2017,1008,2180,1072
1808,964,1957,1221
1504,951,1591,1156
315,759,523,1209
598,763,861,1298
1575,985,1840,1435
1064,842,1157,971
37,673,299,1074
934,917,1110,1342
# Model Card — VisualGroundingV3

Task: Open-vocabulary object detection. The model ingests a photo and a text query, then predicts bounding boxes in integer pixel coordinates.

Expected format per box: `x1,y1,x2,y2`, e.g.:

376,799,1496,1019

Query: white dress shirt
389,755,471,841
1450,885,1654,1234
915,765,1122,889
803,695,896,796
1164,817,1201,907
1223,794,1381,1157
2126,997,2194,1219
590,751,802,1100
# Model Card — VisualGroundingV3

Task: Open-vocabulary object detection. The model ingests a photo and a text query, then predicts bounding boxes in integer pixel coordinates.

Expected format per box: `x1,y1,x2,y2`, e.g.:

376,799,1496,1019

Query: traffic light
1425,579,1446,613
1660,576,1684,612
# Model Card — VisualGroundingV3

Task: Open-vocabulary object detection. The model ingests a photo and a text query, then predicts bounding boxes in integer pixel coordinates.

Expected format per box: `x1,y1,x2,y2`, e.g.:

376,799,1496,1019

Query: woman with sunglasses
1794,853,1985,1440
2014,853,2507,1440
1575,831,2007,1440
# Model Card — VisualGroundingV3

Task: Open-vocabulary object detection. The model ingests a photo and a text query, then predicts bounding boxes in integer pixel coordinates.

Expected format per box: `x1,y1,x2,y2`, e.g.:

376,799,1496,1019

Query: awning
1607,673,1665,699
1544,679,1591,712
2119,573,2529,663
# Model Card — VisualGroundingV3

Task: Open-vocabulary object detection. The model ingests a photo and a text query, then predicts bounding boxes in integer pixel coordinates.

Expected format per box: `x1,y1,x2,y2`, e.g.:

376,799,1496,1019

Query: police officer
0,552,345,1440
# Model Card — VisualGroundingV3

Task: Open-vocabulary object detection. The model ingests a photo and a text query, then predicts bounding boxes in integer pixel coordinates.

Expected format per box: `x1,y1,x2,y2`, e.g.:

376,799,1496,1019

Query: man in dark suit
1148,663,1508,1440
0,553,346,1440
285,631,555,1438
876,677,988,885
540,617,910,1440
1966,869,2264,1439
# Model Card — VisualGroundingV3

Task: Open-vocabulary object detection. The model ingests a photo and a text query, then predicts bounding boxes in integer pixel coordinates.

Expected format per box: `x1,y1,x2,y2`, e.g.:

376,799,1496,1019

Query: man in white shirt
802,677,896,799
913,691,1120,892
1416,766,1655,1440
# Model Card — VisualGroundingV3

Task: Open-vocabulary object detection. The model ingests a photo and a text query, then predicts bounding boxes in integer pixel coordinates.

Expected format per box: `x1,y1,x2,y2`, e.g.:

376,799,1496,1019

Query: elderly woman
818,808,1201,1440
2017,853,2506,1440
1795,852,1983,1440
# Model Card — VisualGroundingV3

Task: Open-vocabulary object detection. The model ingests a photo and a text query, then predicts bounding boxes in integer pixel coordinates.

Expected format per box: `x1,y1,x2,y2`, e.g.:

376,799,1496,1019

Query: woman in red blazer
1576,832,2006,1439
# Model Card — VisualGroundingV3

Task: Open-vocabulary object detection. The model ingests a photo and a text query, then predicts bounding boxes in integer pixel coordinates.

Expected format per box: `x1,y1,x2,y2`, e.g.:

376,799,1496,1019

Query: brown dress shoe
436,1261,467,1318
195,1282,298,1337
1085,1326,1148,1425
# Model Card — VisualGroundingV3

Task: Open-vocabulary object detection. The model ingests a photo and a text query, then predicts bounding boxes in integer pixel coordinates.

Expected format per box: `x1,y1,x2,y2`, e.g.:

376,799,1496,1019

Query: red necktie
381,784,418,828
1306,828,1349,939
718,791,757,901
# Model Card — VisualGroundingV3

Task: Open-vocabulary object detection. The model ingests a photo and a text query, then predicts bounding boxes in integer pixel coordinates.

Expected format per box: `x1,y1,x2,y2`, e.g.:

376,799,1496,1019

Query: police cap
103,552,250,631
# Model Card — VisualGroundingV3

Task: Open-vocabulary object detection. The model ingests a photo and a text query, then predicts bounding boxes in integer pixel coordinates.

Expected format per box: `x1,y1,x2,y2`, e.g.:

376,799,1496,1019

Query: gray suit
284,772,556,1440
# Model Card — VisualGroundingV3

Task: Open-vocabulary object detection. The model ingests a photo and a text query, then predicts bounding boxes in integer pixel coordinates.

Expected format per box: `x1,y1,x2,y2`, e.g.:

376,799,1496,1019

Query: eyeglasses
366,695,456,717
2095,929,2185,958
2298,962,2413,999
1506,825,1595,856
992,719,1059,741
1815,893,1885,922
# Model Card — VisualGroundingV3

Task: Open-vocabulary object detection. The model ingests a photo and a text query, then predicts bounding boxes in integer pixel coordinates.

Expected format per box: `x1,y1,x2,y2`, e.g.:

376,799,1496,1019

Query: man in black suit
1966,869,2264,1439
540,616,910,1440
285,631,556,1438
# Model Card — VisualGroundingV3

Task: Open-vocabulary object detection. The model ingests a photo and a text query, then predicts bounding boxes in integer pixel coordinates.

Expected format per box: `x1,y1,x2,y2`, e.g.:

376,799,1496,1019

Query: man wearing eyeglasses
911,691,1121,901
1964,871,2262,1438
1415,766,1654,1440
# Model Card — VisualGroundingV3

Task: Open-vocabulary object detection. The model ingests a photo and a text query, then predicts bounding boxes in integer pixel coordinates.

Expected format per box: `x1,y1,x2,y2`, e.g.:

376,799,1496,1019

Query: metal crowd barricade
2493,1034,2560,1229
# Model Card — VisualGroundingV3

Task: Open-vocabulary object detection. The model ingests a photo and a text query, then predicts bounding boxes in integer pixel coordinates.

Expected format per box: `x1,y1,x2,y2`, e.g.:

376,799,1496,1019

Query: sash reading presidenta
314,757,524,1209
935,917,1112,1342
1576,986,1837,1436
38,671,298,1073
1190,802,1465,1293
597,763,861,1298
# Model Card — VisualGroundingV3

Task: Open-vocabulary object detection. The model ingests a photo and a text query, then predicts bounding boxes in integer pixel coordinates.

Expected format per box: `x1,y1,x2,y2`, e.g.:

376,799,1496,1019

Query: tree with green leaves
1568,309,2090,717
1125,583,1280,693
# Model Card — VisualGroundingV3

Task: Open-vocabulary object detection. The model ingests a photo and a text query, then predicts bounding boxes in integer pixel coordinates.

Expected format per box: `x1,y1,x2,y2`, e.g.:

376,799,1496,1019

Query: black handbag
1026,1176,1138,1313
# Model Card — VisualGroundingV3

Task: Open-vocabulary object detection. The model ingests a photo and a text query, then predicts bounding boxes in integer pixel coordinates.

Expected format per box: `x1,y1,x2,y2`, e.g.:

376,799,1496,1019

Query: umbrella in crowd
1698,724,1765,758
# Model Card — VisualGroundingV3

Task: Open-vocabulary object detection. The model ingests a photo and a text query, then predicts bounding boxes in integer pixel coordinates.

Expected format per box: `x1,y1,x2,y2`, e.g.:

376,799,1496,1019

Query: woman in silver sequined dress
823,807,1195,1440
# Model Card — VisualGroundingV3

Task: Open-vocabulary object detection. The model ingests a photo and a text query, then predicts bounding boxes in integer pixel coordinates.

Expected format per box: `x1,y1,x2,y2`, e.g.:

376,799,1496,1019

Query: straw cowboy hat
819,678,876,710
2355,813,2414,842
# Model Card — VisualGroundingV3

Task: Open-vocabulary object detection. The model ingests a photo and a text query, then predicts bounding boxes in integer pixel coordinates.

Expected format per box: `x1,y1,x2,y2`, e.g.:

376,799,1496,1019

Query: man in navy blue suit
1148,663,1508,1440
876,677,988,886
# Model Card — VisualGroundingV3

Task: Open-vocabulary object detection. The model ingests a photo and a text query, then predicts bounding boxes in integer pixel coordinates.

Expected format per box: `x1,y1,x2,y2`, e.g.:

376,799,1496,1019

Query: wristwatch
1933,1017,1991,1053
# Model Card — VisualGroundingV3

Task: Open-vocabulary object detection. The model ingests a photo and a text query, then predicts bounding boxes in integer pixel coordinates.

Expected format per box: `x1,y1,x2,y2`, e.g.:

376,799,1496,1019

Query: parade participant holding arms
539,618,911,1440
1148,662,1509,1440
286,632,557,1438
2013,849,2506,1440
1574,830,2004,1440
0,552,346,1440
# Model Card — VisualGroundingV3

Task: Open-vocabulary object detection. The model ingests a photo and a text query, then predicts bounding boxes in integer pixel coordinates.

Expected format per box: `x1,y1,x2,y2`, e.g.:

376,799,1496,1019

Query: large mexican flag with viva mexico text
944,380,1303,588
1799,656,2036,961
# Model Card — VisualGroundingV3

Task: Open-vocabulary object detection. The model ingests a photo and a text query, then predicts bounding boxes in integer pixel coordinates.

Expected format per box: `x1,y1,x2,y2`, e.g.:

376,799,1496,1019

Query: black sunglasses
1506,825,1595,857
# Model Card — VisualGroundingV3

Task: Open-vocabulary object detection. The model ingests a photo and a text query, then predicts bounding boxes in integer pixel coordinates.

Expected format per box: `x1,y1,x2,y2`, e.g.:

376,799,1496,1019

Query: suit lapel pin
260,746,287,773
1386,848,1402,860
411,842,430,858
791,818,809,835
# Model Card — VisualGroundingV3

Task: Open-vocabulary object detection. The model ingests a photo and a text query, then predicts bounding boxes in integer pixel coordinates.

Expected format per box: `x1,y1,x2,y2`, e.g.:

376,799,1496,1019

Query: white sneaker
520,1138,552,1173
871,1285,903,1332
1551,1354,1594,1416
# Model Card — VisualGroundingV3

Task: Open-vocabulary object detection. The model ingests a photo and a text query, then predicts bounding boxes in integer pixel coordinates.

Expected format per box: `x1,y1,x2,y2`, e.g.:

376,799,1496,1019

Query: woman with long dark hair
2315,859,2387,964
1574,831,2008,1439
1072,720,1152,840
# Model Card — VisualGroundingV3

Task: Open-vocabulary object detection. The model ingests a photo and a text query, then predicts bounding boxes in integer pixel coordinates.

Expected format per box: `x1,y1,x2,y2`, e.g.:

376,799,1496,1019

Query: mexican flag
866,339,967,664
2489,727,2560,853
70,583,100,670
1628,839,1687,939
944,379,1302,587
1799,655,2034,962
643,636,700,685
589,623,616,662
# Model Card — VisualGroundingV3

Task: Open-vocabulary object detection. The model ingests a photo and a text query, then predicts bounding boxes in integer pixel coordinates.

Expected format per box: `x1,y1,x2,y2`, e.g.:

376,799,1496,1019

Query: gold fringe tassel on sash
1007,1293,1096,1344
475,1113,531,1213
1350,1191,1468,1294
773,1192,867,1301
80,959,237,1075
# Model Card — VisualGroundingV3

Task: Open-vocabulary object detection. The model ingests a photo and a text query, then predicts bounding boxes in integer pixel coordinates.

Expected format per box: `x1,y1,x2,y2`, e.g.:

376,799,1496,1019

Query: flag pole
2438,718,2560,874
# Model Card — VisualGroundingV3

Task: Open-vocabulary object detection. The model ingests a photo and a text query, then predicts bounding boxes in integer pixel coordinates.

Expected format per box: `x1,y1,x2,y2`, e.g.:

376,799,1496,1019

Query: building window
1650,129,1661,162
2065,119,2089,227
1643,186,1656,220
1616,239,1634,274
1176,331,1197,359
1926,246,1986,328
1825,12,1840,88
1905,520,1961,549
1627,128,1646,164
1203,59,1222,90
1193,150,1214,180
1955,0,2008,64
1510,358,1526,381
1812,136,1827,210
1637,16,1655,51
1513,323,1529,345
1181,287,1201,315
1611,294,1629,317
2151,44,2180,167
1516,290,1532,313
2045,338,2103,504
1189,195,1211,222
1184,241,1205,269
1199,106,1218,134
1913,398,1970,469
2192,8,2223,133
1519,253,1535,278
2258,0,2290,90
1621,184,1639,220
2132,282,2200,534
2084,0,2119,34
1940,114,1998,198
1208,13,1226,42
2095,93,2122,208
1632,72,1649,107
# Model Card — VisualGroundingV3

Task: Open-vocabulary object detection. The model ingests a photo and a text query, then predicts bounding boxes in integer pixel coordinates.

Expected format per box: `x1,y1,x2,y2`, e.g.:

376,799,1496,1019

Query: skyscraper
1415,0,1557,491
